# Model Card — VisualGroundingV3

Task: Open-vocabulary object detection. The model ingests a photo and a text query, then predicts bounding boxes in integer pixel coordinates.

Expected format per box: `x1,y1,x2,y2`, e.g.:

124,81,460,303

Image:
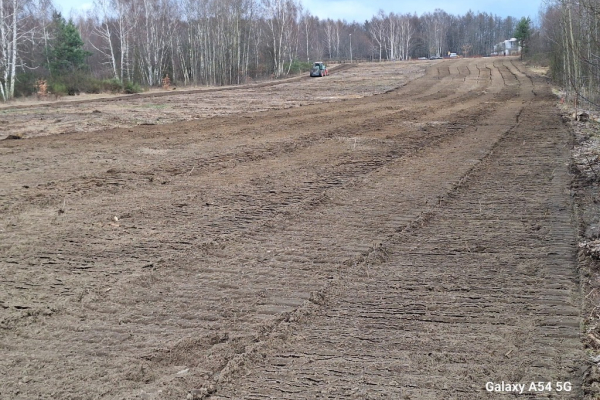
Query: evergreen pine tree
47,12,91,76
514,17,532,60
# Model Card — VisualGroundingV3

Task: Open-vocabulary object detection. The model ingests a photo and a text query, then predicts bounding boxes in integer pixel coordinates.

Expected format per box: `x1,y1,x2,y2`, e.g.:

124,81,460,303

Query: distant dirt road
0,58,583,399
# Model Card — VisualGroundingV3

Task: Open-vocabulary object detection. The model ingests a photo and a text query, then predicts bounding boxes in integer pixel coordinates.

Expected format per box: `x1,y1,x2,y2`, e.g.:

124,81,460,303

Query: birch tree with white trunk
262,0,299,77
132,0,175,86
0,0,30,100
368,11,385,61
91,0,118,80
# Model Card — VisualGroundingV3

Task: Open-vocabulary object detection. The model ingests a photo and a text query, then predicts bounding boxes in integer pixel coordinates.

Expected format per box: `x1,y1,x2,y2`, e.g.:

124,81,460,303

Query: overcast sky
303,0,542,22
55,0,542,23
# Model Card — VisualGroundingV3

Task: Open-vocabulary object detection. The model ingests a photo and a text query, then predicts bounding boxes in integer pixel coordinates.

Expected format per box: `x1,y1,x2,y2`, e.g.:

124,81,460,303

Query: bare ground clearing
0,58,586,399
0,62,424,140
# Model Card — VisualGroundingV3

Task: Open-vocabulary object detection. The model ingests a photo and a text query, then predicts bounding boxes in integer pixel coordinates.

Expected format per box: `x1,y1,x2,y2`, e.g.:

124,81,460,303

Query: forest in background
1,0,595,107
538,0,600,110
0,0,523,100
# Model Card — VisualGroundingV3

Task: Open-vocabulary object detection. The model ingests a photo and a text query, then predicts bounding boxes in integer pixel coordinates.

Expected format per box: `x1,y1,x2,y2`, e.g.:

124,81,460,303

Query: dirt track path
0,58,583,399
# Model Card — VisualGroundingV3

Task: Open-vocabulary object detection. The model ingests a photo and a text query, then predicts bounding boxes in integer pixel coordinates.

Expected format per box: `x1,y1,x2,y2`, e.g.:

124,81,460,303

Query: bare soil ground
0,63,423,140
0,58,586,399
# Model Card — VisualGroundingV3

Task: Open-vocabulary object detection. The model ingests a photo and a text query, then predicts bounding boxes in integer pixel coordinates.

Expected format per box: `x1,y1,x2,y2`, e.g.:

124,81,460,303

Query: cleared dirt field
0,63,422,140
0,58,585,399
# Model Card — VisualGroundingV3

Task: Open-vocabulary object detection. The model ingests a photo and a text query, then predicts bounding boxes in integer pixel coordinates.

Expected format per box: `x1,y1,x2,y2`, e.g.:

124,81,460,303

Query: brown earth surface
0,63,414,140
0,58,586,399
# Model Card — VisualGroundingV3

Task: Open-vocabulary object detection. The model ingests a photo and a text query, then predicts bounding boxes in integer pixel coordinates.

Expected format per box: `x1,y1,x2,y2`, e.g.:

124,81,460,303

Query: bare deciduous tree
541,0,600,107
0,0,34,100
262,0,299,77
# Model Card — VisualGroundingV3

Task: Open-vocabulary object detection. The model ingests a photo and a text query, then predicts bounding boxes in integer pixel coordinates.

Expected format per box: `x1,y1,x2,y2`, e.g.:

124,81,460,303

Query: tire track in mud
0,61,520,310
201,64,525,392
209,65,584,399
1,59,503,203
1,59,582,400
140,62,536,395
1,60,509,274
0,59,496,223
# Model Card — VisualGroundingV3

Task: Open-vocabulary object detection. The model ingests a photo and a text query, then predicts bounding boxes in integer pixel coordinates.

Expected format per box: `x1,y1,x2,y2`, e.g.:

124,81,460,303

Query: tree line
535,0,600,109
1,0,523,101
